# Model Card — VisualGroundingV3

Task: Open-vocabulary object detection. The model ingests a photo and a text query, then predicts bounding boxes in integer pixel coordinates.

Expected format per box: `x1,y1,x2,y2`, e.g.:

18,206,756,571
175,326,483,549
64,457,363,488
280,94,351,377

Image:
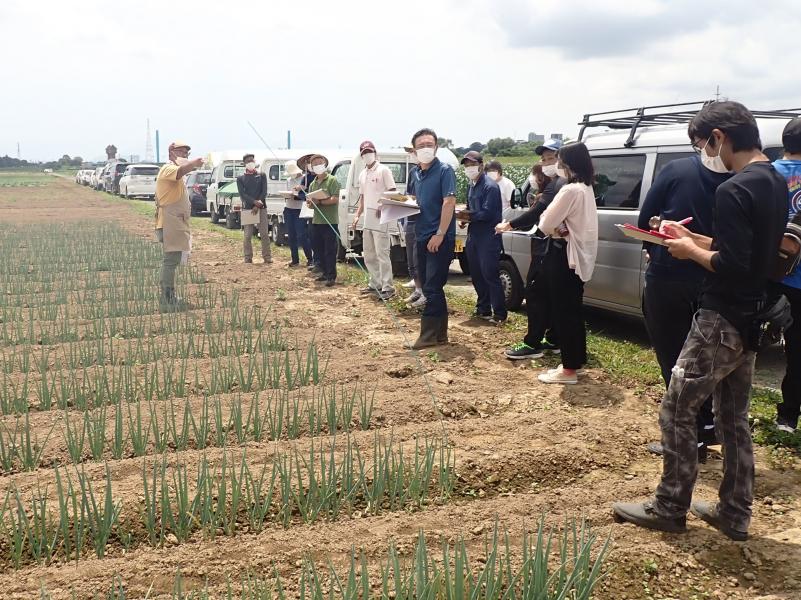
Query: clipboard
616,223,675,246
306,188,330,201
378,197,420,225
276,190,295,198
381,192,415,203
241,208,262,226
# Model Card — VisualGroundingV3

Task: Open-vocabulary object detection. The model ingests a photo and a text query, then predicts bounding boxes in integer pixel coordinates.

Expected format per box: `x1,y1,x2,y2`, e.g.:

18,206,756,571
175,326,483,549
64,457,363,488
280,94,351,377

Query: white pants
362,224,393,292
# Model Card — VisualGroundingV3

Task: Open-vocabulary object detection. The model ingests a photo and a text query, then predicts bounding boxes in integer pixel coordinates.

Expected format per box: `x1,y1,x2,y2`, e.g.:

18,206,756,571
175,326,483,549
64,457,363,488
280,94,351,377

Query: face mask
528,175,537,187
541,164,558,178
174,156,189,166
464,166,480,180
415,147,436,164
486,171,501,182
245,162,256,171
556,167,567,179
362,153,376,166
700,136,728,173
312,164,326,175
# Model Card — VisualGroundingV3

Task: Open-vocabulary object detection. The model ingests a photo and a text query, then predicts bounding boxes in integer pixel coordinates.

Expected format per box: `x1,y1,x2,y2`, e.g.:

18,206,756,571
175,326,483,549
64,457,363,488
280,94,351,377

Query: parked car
119,164,159,199
185,169,212,215
102,160,129,194
497,102,799,316
90,166,105,189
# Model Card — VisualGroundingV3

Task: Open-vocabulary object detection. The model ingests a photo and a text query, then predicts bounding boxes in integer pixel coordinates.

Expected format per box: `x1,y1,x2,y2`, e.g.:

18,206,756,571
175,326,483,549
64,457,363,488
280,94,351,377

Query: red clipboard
616,223,675,246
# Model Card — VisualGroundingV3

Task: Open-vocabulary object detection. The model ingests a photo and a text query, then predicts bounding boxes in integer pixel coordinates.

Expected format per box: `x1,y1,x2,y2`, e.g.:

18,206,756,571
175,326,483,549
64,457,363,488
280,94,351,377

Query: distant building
549,133,564,141
527,132,545,144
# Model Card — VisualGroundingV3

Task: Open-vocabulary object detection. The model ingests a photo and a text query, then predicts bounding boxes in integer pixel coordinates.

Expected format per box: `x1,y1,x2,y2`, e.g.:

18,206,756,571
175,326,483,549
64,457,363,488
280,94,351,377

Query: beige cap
170,140,191,150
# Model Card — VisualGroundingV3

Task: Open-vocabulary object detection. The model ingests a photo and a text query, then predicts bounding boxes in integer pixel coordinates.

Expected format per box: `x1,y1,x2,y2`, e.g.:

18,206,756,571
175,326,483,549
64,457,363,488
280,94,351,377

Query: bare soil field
0,176,799,599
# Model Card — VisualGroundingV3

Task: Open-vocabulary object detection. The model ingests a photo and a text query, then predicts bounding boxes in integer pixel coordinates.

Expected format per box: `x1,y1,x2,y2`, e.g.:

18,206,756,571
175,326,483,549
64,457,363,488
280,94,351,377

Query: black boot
437,314,449,343
409,316,441,349
160,287,189,312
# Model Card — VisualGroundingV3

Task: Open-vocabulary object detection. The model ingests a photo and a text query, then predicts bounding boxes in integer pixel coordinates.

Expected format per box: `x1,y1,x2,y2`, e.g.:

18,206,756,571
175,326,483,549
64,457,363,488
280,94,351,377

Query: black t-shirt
701,162,789,330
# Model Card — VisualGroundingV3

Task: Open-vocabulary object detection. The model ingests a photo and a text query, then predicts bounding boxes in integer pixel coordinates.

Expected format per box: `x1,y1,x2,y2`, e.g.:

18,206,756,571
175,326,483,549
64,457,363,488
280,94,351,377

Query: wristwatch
435,229,445,236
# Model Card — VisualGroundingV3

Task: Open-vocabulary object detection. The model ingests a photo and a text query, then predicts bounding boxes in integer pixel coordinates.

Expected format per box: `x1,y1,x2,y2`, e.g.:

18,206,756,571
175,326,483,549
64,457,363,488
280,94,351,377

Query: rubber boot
437,313,449,343
160,287,189,312
409,316,441,349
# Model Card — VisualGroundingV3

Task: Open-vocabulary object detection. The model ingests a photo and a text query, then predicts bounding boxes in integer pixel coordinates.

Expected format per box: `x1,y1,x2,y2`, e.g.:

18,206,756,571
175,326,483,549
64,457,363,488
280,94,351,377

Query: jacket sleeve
471,184,502,224
237,176,253,209
638,164,675,230
509,179,559,229
709,186,753,277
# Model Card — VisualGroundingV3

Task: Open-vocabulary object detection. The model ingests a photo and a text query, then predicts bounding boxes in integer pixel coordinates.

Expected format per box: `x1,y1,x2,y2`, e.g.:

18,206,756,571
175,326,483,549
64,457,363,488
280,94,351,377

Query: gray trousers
243,208,271,262
156,229,181,290
654,309,755,532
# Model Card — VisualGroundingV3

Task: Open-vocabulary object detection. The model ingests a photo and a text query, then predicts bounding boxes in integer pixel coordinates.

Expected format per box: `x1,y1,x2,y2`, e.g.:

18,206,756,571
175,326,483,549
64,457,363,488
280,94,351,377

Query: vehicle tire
269,217,280,244
123,187,129,198
390,244,409,277
210,203,220,224
225,207,240,230
337,242,347,262
457,252,470,276
499,257,524,310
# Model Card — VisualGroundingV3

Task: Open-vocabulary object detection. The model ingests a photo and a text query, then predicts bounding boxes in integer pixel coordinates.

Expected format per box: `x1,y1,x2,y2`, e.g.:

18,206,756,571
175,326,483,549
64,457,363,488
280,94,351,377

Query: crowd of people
152,101,801,542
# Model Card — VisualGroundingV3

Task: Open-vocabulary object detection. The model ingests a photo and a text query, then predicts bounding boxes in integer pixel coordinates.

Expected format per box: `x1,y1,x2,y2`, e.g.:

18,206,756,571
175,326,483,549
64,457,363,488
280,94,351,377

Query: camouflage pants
654,309,756,532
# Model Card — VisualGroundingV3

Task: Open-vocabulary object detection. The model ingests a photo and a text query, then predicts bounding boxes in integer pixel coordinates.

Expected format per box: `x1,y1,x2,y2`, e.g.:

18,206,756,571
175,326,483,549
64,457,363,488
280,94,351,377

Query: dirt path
0,177,799,599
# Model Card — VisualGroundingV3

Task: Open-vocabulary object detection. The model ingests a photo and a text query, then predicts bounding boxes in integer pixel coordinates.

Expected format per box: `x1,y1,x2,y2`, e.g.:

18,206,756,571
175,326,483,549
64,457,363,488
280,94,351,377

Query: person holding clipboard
307,154,341,287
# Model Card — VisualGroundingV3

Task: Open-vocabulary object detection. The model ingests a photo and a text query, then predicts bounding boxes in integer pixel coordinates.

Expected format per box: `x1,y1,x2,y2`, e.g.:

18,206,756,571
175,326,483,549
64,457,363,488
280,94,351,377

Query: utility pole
145,118,154,162
155,130,160,163
287,130,291,150
16,142,20,160
715,85,721,101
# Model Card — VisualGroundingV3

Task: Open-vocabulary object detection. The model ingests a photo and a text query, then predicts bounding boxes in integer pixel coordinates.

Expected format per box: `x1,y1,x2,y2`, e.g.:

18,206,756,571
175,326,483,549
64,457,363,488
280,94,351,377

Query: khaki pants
363,223,393,292
243,208,271,262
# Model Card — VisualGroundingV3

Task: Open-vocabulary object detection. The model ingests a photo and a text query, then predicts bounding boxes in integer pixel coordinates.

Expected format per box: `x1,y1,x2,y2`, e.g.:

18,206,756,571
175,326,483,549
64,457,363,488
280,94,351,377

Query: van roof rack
577,101,801,148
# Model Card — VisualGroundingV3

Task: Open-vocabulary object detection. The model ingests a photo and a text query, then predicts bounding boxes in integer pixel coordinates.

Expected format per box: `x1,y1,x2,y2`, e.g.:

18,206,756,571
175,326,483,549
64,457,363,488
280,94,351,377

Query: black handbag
747,295,793,352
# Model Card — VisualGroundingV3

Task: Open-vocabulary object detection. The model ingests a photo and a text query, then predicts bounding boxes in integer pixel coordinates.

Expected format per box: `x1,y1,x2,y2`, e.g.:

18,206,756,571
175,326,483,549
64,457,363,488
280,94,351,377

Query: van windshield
223,164,245,179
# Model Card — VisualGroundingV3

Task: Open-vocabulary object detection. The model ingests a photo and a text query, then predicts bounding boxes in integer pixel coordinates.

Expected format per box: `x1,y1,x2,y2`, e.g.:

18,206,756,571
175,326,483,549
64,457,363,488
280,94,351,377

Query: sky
1,0,799,162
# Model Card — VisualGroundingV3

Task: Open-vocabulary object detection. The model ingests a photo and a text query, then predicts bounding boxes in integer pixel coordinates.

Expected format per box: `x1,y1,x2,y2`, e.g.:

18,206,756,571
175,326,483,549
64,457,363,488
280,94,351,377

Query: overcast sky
2,0,798,162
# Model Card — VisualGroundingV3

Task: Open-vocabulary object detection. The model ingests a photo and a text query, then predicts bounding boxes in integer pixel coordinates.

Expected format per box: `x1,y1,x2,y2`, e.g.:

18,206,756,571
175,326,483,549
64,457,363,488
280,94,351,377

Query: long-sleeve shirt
700,162,788,330
509,177,565,230
466,173,502,237
539,182,598,282
638,156,729,282
236,172,267,209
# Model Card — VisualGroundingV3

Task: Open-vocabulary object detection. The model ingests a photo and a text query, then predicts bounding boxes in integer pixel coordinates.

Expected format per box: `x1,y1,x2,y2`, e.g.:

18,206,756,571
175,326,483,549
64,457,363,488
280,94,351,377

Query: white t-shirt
358,161,396,229
498,176,515,211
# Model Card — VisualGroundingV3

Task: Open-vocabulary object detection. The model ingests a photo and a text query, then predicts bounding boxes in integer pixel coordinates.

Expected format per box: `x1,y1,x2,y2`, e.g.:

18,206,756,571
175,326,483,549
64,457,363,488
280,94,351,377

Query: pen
677,217,693,226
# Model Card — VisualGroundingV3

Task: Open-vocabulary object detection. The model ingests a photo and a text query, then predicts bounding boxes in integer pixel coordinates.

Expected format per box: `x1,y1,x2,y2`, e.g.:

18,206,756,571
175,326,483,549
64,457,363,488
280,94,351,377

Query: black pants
643,275,715,441
523,247,559,349
775,283,801,427
530,244,586,369
309,220,321,267
314,223,338,281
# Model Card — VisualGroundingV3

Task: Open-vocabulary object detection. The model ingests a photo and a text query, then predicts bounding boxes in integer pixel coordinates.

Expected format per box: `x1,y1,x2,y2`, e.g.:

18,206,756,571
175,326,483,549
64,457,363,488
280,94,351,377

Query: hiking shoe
776,417,797,434
402,279,416,289
359,286,378,295
540,341,561,354
404,290,422,304
325,279,336,287
307,264,319,271
505,343,543,360
538,367,577,385
287,261,300,268
489,316,507,325
690,501,748,541
647,441,708,464
410,295,427,309
378,289,395,301
612,500,687,534
315,275,327,282
471,311,493,321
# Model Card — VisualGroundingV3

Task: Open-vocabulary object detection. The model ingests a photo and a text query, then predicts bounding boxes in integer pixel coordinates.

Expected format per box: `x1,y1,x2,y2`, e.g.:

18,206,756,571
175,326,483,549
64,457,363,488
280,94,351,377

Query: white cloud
1,0,798,161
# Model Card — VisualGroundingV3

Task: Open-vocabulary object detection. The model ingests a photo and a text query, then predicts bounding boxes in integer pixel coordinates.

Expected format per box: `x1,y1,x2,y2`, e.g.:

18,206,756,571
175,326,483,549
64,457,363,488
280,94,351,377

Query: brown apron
160,196,191,252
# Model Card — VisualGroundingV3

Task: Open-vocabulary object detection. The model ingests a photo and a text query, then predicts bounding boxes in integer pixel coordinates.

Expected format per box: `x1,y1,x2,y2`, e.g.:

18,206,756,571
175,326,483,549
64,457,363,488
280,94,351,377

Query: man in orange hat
154,141,203,310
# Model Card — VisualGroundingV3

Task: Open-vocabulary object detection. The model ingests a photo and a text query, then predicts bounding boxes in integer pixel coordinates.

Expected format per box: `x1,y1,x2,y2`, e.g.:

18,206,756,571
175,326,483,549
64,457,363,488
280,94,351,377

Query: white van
329,147,464,273
499,102,800,316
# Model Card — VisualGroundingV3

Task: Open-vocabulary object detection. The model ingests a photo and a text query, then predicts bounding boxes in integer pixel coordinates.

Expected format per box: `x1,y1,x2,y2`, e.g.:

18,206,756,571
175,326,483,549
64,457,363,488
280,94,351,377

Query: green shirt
309,173,341,225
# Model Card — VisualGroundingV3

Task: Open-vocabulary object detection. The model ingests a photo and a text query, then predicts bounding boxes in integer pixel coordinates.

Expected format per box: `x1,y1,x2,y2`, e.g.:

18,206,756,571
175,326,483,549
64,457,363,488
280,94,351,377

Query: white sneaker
402,279,416,289
410,295,427,309
547,365,587,376
538,366,577,385
777,423,796,434
404,290,422,304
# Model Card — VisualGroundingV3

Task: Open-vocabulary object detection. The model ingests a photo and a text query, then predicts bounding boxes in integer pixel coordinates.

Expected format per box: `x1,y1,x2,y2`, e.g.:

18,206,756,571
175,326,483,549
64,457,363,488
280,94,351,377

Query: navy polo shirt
467,173,502,237
412,157,457,242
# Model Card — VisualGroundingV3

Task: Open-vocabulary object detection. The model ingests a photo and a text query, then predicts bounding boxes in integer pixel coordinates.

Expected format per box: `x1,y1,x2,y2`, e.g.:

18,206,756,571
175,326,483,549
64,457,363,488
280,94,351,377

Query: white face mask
362,153,376,166
312,164,326,175
245,162,256,171
700,136,729,173
556,167,567,179
541,164,558,178
528,174,537,187
486,171,501,182
415,147,436,164
464,166,480,180
174,156,189,166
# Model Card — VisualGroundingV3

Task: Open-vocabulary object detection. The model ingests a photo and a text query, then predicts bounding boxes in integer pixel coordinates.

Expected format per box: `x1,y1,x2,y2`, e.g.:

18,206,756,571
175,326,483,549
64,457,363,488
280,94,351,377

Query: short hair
687,101,761,152
783,117,801,154
485,160,503,175
243,153,255,162
558,142,594,186
411,128,438,148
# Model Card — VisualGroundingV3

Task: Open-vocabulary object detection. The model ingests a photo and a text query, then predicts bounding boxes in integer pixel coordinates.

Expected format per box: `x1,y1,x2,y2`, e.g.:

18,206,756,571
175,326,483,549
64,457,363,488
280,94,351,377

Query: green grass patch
0,171,52,187
751,386,801,455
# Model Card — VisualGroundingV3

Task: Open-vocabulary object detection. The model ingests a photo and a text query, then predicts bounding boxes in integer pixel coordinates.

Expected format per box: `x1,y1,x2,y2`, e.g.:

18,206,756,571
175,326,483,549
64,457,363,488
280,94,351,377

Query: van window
332,161,351,190
384,162,408,185
268,165,284,181
223,164,245,179
654,152,695,178
592,155,646,209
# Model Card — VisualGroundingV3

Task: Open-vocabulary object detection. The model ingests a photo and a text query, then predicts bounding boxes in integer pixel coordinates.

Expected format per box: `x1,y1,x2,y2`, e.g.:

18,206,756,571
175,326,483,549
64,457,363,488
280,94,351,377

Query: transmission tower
144,118,154,162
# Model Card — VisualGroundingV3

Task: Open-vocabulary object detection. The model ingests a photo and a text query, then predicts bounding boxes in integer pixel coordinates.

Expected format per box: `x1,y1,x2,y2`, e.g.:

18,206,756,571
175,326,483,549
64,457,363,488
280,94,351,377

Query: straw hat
284,160,302,178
